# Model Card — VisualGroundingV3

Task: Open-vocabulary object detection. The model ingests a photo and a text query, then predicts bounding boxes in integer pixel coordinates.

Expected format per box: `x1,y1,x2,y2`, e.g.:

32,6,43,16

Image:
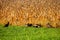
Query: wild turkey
26,23,33,27
46,23,53,28
4,22,9,27
33,24,42,28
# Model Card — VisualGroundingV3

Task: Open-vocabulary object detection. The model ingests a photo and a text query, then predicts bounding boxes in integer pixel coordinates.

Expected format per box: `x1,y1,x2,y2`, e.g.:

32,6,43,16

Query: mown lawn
0,25,60,40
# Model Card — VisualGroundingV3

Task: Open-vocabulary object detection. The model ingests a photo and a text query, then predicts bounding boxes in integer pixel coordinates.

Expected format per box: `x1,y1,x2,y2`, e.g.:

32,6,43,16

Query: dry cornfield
0,0,60,27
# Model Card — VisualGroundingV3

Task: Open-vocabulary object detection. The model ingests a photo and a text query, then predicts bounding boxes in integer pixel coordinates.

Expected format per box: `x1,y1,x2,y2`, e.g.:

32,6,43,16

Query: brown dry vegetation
0,0,60,27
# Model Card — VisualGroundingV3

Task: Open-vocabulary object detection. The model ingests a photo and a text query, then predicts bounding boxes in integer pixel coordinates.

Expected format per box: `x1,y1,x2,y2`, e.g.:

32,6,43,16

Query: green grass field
0,25,60,40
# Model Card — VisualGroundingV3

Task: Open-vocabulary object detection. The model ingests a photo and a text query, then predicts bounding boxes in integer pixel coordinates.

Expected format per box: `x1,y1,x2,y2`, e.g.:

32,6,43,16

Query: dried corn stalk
0,0,60,27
